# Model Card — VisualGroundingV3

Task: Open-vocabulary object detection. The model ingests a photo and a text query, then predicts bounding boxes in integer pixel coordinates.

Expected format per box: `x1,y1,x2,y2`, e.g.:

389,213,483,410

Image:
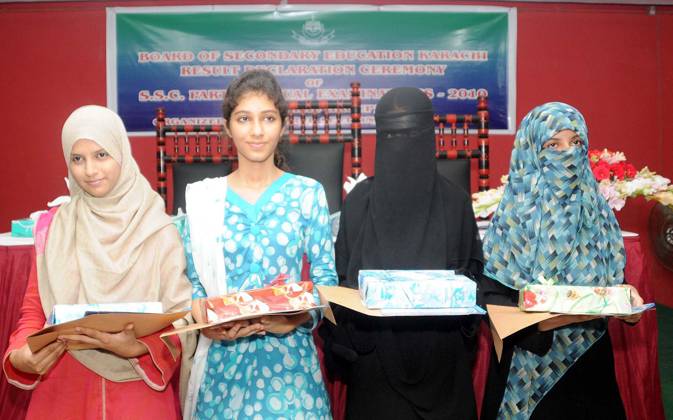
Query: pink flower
598,181,626,211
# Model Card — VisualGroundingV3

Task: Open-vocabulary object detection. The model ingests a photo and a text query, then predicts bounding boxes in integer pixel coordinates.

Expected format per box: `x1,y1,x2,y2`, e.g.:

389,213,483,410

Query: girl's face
542,129,583,151
69,139,121,197
225,92,283,166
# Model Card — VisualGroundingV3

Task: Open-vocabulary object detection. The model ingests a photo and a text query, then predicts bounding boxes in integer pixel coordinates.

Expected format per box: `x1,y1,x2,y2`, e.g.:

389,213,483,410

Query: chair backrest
156,82,362,214
284,143,344,213
155,111,237,214
434,95,490,192
282,84,362,213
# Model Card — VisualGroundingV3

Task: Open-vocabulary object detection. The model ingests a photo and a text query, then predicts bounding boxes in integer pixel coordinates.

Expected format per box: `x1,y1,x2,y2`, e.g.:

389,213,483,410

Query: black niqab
327,88,484,419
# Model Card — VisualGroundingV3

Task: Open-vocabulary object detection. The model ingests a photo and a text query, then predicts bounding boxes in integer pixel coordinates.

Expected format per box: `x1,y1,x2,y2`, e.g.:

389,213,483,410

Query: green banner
107,5,516,133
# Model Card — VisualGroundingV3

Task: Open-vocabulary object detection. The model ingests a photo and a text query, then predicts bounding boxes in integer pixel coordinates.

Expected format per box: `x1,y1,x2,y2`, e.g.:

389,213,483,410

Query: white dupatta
183,176,228,420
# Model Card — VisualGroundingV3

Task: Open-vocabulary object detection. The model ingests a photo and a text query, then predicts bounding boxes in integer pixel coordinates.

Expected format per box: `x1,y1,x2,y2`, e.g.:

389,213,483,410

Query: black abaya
320,88,485,419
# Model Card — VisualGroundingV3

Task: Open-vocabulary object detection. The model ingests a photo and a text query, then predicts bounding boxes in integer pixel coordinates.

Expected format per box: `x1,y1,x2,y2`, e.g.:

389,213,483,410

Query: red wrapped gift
203,279,317,323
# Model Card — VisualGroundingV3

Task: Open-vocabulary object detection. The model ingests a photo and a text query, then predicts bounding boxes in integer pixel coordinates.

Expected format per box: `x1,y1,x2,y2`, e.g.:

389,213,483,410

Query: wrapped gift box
518,284,632,314
11,218,34,238
203,281,317,323
49,302,163,325
358,270,477,309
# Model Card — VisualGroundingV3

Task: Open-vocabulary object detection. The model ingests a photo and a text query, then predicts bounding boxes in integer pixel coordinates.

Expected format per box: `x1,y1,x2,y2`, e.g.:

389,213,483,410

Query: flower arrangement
472,175,508,218
590,149,673,211
472,149,673,218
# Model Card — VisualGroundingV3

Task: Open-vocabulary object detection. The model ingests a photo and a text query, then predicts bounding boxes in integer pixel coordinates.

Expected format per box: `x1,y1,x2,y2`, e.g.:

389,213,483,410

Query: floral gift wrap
203,281,317,323
518,284,632,315
358,270,477,309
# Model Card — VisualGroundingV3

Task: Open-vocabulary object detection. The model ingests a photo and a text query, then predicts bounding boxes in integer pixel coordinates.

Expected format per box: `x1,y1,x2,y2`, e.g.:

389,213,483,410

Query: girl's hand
58,324,148,358
192,299,264,341
538,314,601,332
9,341,67,375
615,284,644,324
191,298,207,324
201,319,265,341
259,312,312,335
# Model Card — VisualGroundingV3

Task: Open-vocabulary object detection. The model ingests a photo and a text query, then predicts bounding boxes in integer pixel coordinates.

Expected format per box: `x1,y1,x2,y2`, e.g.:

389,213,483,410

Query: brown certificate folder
486,304,560,361
317,285,383,324
160,306,325,338
27,311,189,353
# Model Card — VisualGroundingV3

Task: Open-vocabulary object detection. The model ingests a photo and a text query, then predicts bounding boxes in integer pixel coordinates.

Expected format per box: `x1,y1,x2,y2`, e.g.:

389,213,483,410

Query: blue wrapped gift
49,302,163,325
11,218,34,238
358,270,477,309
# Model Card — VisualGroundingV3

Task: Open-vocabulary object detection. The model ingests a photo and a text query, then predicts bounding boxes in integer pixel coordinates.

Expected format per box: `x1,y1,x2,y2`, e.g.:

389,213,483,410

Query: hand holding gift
172,277,323,340
614,284,644,324
201,320,265,341
259,312,312,335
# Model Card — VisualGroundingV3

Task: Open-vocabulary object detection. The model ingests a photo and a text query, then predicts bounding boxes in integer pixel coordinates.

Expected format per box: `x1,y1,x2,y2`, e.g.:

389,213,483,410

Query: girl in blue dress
181,69,336,419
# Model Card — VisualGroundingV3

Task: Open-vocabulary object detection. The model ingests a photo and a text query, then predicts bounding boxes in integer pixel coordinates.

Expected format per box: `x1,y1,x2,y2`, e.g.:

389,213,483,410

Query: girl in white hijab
3,105,193,419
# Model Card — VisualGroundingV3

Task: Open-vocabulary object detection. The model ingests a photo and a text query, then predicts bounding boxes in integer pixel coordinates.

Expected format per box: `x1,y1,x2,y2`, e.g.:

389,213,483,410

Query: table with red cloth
0,245,33,418
2,236,665,419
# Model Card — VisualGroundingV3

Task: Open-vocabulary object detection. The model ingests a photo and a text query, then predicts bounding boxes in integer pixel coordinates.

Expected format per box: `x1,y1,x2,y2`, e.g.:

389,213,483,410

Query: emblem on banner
291,16,335,46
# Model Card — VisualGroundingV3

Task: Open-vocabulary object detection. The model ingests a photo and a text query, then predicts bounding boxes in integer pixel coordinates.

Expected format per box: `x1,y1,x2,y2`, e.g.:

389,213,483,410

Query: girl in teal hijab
481,102,643,419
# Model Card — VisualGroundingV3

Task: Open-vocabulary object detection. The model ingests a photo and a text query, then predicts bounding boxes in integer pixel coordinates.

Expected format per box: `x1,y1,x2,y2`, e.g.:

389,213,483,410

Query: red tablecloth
0,245,33,418
609,236,665,420
2,237,664,419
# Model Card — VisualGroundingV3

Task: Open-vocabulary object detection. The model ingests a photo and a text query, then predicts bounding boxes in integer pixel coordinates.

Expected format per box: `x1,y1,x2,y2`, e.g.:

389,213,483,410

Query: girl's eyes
542,138,583,149
70,151,110,162
235,114,278,124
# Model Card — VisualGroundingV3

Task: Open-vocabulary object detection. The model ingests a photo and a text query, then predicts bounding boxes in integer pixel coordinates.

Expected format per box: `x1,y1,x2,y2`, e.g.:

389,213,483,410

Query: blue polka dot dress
182,173,337,419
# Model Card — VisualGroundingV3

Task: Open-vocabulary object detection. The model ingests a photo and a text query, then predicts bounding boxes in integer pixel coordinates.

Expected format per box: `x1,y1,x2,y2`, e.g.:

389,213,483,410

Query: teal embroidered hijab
483,102,625,417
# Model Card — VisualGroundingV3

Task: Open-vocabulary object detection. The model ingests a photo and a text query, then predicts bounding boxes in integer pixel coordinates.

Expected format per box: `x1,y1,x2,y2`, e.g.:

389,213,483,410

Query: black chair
282,85,362,214
171,162,232,214
284,143,345,213
155,110,237,214
434,95,490,193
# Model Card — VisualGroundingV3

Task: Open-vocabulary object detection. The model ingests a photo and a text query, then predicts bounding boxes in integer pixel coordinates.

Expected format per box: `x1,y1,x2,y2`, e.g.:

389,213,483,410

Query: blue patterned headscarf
484,102,624,289
483,102,626,417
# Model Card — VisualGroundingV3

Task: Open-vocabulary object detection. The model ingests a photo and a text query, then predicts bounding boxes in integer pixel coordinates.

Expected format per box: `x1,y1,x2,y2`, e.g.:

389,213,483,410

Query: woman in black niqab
322,87,484,419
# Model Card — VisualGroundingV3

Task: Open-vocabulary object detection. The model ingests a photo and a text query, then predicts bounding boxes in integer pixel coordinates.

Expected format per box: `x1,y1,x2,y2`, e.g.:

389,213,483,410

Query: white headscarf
37,105,191,381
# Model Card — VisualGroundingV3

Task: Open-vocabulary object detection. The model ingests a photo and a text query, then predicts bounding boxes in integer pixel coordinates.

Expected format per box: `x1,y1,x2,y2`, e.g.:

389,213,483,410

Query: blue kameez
182,173,336,419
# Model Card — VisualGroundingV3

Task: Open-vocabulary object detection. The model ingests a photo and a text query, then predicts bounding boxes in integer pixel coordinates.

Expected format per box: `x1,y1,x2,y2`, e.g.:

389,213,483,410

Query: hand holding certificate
27,306,189,353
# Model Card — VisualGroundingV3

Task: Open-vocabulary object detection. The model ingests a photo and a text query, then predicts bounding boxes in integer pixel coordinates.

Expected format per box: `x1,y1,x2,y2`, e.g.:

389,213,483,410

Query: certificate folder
160,306,326,338
27,311,189,353
485,303,654,361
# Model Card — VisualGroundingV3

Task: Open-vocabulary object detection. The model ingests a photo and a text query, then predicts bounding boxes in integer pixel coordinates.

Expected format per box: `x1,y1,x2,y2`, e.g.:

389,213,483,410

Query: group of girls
3,69,643,420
